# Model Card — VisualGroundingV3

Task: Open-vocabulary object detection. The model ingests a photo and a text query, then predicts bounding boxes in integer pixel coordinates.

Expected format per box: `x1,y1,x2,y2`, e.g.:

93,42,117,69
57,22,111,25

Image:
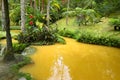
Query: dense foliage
77,32,120,48
17,26,65,45
13,43,29,54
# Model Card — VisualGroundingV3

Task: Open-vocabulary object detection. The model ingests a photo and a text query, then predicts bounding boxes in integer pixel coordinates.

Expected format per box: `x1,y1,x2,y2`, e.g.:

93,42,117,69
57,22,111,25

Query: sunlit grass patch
53,17,120,47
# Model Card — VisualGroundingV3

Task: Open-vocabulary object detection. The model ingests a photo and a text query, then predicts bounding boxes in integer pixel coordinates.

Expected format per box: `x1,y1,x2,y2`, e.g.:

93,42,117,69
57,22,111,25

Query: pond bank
0,57,17,80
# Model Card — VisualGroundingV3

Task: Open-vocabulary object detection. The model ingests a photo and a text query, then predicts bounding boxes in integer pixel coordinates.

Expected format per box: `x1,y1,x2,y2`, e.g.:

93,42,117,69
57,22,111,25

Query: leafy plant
10,5,21,25
58,28,76,39
13,43,29,54
109,18,120,26
17,25,64,45
18,72,33,80
10,55,33,80
77,32,120,48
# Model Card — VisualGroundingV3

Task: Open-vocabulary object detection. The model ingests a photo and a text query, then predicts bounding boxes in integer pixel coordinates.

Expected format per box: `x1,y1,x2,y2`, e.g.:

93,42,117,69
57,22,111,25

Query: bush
77,32,120,48
109,18,120,26
18,72,33,80
58,28,76,39
10,6,21,25
17,26,63,45
57,35,66,44
13,43,29,54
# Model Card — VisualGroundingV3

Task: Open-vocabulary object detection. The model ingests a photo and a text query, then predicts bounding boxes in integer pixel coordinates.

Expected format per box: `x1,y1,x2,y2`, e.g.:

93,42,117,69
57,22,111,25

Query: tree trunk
46,0,50,27
30,0,33,7
21,0,26,33
34,0,37,12
1,0,5,31
3,0,15,61
41,0,44,13
38,0,41,11
66,0,70,25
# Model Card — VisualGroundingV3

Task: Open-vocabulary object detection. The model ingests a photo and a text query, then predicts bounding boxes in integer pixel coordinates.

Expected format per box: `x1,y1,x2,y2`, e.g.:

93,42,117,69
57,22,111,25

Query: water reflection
48,57,72,80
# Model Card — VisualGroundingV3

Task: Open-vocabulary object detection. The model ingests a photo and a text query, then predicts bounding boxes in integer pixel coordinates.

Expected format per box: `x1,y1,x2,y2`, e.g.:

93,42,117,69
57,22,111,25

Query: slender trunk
66,0,70,25
34,0,37,12
30,0,33,7
1,0,5,30
38,0,41,11
46,0,50,27
41,0,44,13
3,0,14,61
21,0,25,33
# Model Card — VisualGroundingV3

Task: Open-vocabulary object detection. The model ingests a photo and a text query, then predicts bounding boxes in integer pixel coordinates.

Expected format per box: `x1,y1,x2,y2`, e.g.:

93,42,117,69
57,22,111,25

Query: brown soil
0,57,17,80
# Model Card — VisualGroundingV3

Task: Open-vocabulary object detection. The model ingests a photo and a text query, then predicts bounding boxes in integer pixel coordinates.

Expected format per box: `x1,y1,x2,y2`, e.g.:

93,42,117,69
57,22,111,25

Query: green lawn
52,17,120,47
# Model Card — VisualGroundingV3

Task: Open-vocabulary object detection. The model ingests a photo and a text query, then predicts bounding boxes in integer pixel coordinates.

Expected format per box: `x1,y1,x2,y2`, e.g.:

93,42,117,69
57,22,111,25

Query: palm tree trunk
41,0,44,13
1,0,5,30
38,0,41,11
66,0,70,25
21,0,26,32
30,0,33,7
46,0,50,27
34,0,37,12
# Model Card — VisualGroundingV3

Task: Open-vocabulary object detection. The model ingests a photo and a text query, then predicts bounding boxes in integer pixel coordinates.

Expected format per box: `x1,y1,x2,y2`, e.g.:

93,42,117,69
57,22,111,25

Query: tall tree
41,0,44,13
21,0,26,32
38,0,41,11
46,0,50,27
34,0,37,13
66,0,70,25
3,0,15,61
1,0,5,30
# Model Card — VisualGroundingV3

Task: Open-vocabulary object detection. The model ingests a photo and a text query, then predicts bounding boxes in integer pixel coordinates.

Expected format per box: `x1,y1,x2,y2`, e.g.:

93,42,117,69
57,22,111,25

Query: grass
10,26,21,30
0,30,20,40
52,17,120,48
0,31,6,40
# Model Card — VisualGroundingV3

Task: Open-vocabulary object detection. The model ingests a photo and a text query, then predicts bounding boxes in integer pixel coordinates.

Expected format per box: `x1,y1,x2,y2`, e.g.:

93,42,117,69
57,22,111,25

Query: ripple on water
48,56,72,80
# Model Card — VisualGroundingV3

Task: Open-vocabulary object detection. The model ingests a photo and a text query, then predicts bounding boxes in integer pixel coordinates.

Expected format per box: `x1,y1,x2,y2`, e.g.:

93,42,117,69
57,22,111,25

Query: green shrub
18,72,33,80
58,28,76,39
13,43,29,54
17,26,61,45
57,35,66,44
109,18,120,26
10,6,21,25
77,32,120,48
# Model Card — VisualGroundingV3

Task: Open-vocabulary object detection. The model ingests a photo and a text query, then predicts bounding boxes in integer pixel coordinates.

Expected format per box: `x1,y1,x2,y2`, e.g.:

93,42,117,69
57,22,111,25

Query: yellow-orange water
20,38,120,80
0,39,18,45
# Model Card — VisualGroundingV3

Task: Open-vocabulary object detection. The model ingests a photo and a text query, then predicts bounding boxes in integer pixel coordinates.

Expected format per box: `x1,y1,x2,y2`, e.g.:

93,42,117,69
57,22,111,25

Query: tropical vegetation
0,0,120,80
